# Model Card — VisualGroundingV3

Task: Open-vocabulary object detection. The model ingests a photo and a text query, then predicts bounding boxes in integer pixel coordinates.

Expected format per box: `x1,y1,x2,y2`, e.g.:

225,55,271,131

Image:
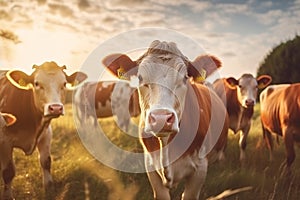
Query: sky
0,0,299,81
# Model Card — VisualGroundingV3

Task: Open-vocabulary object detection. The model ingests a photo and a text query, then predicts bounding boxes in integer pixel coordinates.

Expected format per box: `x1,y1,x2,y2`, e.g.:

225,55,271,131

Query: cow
213,74,272,161
102,40,229,200
260,83,300,175
74,81,140,132
260,84,290,161
0,61,87,200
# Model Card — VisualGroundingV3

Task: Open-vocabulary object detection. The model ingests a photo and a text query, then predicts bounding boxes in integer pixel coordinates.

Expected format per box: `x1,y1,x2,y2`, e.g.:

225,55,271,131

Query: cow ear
102,54,137,80
66,72,88,88
225,77,239,89
6,70,33,90
257,75,272,89
188,55,222,82
1,113,17,126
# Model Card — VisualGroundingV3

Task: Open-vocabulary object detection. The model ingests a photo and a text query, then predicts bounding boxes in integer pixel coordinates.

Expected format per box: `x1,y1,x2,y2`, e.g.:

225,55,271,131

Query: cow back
260,84,300,135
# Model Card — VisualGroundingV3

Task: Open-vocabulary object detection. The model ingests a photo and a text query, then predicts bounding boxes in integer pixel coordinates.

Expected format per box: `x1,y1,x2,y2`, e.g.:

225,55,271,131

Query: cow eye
183,75,189,84
34,81,42,88
34,81,44,90
61,82,67,90
138,75,143,82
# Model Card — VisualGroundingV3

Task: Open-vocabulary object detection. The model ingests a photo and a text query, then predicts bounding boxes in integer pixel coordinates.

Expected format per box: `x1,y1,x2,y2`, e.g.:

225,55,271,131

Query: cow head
6,61,87,118
0,112,17,128
103,40,221,138
226,74,272,108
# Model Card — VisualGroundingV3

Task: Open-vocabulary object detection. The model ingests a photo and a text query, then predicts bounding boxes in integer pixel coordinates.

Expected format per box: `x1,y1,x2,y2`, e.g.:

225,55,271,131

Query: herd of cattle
0,40,299,199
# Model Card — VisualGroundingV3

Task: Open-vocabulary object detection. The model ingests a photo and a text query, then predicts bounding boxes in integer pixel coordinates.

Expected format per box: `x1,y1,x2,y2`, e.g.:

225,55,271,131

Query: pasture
1,104,300,200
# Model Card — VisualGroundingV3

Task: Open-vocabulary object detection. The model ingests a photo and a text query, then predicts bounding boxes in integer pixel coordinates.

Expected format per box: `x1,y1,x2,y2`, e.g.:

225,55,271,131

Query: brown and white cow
102,40,229,200
0,61,87,200
260,84,291,161
213,74,272,161
260,83,300,174
74,81,140,131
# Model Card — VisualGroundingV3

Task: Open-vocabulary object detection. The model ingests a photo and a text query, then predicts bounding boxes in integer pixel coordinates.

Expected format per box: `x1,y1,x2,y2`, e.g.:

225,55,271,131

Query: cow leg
239,124,250,161
146,170,170,200
37,126,53,189
0,144,15,200
281,128,295,176
262,123,274,161
182,157,207,200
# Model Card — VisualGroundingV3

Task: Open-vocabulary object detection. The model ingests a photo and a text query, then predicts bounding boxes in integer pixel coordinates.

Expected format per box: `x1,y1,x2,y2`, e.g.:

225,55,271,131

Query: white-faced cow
102,40,229,200
213,74,272,161
74,81,140,131
0,61,87,200
260,83,300,174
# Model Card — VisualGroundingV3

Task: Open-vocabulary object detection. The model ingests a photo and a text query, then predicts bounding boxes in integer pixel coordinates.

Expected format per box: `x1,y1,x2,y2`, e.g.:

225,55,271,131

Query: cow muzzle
146,109,179,137
44,103,64,117
244,99,255,108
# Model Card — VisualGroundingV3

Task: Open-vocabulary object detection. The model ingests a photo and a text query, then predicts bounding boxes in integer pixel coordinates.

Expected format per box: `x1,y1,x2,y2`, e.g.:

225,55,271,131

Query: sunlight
2,27,88,73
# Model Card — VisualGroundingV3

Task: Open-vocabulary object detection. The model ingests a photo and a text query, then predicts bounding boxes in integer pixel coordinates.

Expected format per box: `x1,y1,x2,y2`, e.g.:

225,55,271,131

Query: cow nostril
166,113,175,124
245,99,254,106
49,105,55,112
48,104,64,115
149,113,156,124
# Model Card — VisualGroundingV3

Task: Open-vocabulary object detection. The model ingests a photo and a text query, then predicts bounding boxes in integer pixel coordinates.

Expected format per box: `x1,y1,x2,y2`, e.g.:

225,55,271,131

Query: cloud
215,3,249,14
1,0,300,79
255,9,283,25
102,0,161,11
158,0,212,12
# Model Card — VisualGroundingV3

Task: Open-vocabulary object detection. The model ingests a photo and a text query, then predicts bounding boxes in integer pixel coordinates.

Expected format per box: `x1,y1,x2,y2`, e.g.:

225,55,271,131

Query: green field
1,104,300,200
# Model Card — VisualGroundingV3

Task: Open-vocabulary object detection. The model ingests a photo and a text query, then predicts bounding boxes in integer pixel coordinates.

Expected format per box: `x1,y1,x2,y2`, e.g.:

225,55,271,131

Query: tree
257,35,300,84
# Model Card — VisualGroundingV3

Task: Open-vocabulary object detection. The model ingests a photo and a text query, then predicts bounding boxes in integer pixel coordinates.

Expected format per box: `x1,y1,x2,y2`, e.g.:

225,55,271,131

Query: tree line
257,35,300,84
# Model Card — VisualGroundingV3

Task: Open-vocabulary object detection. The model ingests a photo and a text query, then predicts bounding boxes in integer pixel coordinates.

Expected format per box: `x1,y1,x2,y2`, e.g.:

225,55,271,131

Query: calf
103,40,229,199
213,74,271,161
0,61,87,199
74,81,140,132
260,83,300,174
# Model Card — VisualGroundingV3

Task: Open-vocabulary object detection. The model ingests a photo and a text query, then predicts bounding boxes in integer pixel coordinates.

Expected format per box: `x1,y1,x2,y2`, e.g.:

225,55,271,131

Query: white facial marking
237,76,258,108
137,55,188,136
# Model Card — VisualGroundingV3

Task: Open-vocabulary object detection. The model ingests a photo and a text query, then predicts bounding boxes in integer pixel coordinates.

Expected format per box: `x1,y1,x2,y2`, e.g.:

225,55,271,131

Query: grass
1,104,300,199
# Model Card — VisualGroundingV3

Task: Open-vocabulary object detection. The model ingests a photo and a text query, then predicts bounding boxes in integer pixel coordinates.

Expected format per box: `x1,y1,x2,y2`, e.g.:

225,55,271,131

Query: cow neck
27,117,51,155
142,82,205,187
7,88,43,132
173,82,205,157
158,137,173,187
241,106,254,119
2,79,51,154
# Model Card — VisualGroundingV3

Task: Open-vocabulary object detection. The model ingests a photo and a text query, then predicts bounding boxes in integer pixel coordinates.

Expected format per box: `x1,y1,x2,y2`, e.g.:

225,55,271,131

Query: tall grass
1,104,300,199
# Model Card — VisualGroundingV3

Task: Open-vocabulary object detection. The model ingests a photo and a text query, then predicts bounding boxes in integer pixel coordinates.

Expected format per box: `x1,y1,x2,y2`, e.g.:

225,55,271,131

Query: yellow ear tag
73,80,79,86
195,68,206,82
117,67,127,80
18,78,27,87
